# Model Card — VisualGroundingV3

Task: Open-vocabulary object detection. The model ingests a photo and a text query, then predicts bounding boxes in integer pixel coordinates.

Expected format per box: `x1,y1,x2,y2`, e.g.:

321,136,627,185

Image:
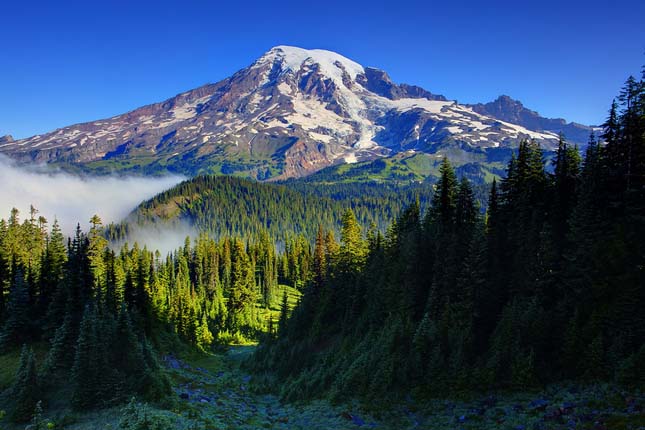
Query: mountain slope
0,46,591,180
109,175,435,243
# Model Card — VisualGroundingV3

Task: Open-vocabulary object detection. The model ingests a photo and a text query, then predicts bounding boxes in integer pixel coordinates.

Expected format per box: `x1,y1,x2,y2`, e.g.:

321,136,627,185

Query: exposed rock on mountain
0,46,590,180
469,95,594,144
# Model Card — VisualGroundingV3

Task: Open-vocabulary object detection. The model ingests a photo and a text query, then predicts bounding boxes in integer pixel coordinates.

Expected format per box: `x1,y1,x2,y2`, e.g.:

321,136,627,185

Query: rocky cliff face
0,46,591,179
469,95,594,144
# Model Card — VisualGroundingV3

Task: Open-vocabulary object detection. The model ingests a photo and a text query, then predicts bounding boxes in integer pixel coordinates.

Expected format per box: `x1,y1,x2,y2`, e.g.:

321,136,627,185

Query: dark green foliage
108,176,436,244
114,305,147,394
278,290,289,336
252,69,645,399
139,338,172,400
69,307,96,406
5,345,39,422
0,268,31,350
69,303,170,409
118,397,174,430
41,308,76,377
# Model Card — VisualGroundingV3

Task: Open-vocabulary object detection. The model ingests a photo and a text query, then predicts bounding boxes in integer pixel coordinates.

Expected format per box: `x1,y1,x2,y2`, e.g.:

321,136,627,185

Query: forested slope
108,177,437,242
0,211,304,422
251,73,645,400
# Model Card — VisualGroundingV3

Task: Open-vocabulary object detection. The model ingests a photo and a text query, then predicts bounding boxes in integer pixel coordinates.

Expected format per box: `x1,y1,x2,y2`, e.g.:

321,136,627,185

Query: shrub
118,398,175,430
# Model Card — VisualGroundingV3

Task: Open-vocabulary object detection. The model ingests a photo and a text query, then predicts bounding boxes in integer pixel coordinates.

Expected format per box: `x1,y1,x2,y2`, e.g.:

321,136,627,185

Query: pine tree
455,177,479,260
339,209,365,271
0,221,7,321
550,134,581,261
9,345,39,422
0,267,31,350
71,306,99,409
88,215,107,301
278,290,289,336
114,304,147,395
38,219,67,317
195,314,214,351
228,239,256,331
41,306,76,377
312,225,327,293
139,337,171,400
427,157,457,226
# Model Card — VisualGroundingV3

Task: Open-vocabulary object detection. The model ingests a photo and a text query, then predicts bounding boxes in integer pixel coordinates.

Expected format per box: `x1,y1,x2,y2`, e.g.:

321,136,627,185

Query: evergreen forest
0,69,643,430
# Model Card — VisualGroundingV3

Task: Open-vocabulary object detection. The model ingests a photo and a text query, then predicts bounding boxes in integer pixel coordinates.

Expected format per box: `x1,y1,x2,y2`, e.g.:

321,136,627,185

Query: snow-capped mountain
0,46,593,179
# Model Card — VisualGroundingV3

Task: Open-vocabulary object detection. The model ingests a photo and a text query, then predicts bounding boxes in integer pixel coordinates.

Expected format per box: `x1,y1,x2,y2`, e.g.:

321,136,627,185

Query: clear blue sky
1,0,643,139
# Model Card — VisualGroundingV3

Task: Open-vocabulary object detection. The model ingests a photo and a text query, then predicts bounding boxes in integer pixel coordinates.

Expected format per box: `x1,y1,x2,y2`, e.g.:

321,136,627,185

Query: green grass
302,152,447,185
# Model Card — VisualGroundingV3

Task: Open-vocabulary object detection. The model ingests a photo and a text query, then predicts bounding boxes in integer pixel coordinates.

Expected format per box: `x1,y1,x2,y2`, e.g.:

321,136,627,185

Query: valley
3,345,642,429
0,7,643,428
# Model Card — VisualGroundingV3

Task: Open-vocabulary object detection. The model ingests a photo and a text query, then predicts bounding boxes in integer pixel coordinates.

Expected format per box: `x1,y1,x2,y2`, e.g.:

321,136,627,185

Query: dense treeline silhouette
252,72,645,400
107,177,436,243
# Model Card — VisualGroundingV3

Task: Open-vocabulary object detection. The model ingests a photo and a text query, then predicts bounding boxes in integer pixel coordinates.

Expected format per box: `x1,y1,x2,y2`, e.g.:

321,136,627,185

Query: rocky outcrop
469,95,595,143
356,67,446,101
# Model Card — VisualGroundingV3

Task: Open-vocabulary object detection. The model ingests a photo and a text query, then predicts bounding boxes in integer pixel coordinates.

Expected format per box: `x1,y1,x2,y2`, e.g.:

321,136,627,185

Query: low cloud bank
110,222,198,257
0,155,185,236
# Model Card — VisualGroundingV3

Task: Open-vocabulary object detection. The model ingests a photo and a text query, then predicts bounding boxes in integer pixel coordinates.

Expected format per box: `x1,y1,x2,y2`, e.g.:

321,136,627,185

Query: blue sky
1,0,643,139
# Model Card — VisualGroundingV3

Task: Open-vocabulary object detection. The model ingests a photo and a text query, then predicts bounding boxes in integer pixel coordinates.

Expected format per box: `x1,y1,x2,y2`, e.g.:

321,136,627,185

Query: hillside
108,175,437,243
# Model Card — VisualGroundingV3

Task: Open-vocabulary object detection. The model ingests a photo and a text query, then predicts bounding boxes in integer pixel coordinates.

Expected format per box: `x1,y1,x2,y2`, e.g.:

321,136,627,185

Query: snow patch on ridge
258,46,365,85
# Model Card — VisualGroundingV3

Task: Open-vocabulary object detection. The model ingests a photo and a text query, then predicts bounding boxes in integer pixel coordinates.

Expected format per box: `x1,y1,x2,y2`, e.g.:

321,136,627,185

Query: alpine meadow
0,2,643,429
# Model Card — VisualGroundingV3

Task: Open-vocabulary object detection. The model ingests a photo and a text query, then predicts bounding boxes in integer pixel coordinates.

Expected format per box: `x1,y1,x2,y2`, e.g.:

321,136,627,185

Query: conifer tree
139,337,171,400
0,219,7,320
9,345,39,422
228,239,256,331
427,157,457,226
550,134,581,263
278,290,289,336
339,209,365,271
114,304,146,394
38,219,67,316
312,225,327,293
0,267,31,350
88,215,107,301
71,306,99,409
195,314,214,351
41,305,77,377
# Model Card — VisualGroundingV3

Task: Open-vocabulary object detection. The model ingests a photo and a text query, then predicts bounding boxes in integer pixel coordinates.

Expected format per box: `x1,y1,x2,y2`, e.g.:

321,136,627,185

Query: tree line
107,176,436,244
251,71,645,400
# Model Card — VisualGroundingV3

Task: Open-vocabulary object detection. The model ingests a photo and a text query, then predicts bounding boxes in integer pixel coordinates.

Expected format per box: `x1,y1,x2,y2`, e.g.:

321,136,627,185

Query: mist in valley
0,155,188,252
108,221,199,257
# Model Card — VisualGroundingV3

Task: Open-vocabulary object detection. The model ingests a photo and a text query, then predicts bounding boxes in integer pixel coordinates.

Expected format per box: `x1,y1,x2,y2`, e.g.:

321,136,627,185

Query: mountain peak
1,47,592,180
495,94,524,106
469,94,593,142
256,45,365,83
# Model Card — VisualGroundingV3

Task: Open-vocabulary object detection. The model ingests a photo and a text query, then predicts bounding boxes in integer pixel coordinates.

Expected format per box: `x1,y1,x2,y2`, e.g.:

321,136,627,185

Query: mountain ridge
0,46,594,180
468,95,595,144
